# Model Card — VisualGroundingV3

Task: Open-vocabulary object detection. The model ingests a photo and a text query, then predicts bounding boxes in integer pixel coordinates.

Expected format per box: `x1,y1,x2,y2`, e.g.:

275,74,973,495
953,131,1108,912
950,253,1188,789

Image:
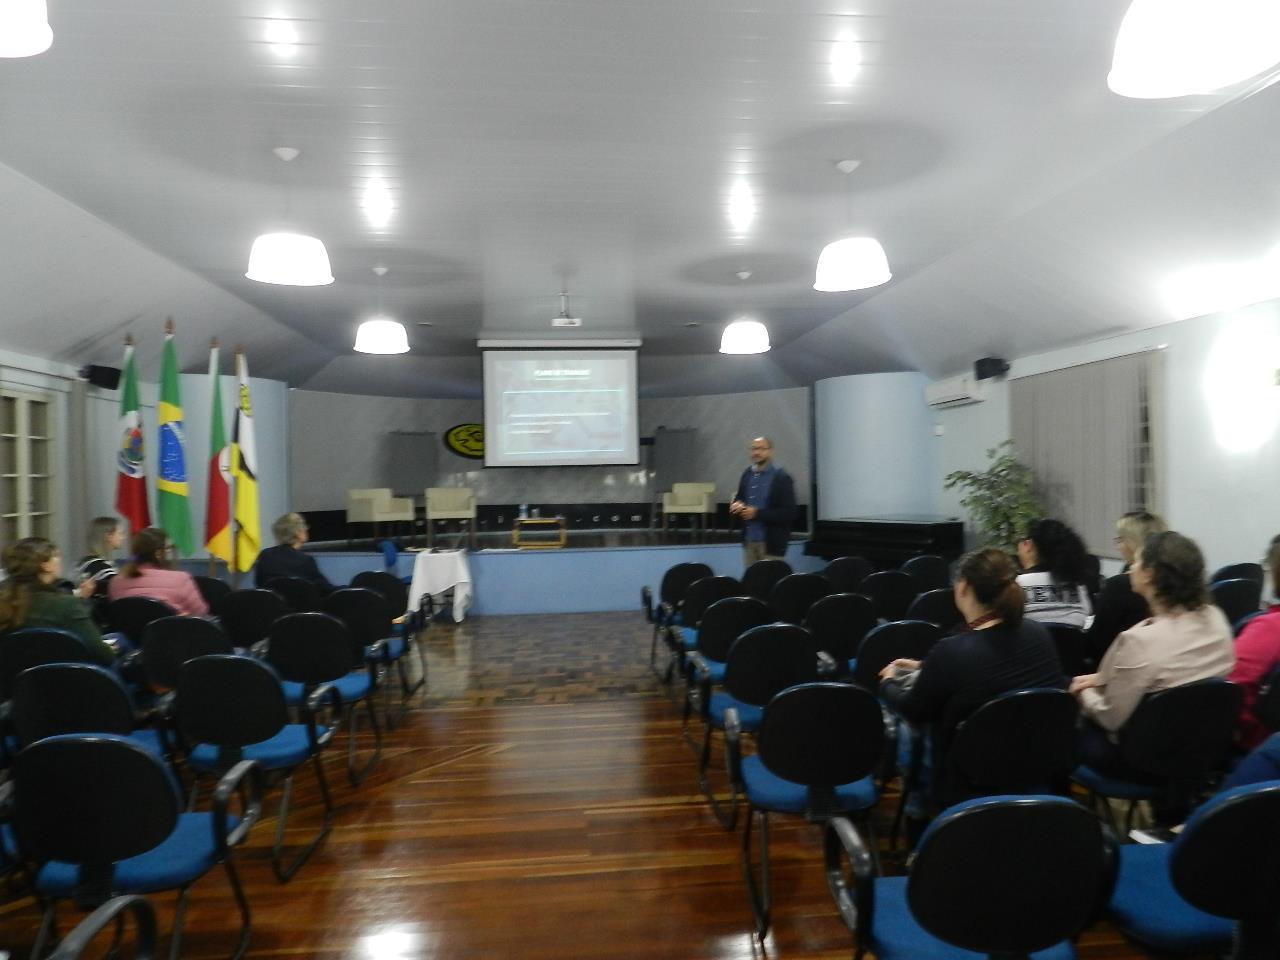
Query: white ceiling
0,0,1275,396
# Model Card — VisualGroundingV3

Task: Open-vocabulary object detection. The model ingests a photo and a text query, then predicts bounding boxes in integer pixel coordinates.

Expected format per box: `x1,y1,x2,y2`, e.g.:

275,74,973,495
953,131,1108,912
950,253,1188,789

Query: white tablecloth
408,549,473,622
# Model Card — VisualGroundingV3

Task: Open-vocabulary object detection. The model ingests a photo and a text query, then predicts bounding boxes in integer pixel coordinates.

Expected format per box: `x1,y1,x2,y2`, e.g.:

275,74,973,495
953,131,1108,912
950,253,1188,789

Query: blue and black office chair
646,562,712,677
177,654,340,882
804,592,878,674
266,575,323,613
858,570,919,623
217,588,289,651
104,597,178,650
324,587,410,727
740,557,792,601
849,620,941,692
698,623,821,829
728,681,884,937
12,733,263,960
767,572,834,626
1106,779,1280,958
49,894,157,960
140,615,234,691
904,588,962,633
1073,678,1242,831
1210,578,1263,629
192,575,232,617
827,794,1117,960
901,554,950,593
822,555,873,595
352,569,428,696
683,595,774,731
1211,562,1265,587
264,611,384,786
665,575,740,683
1043,622,1094,677
0,627,97,702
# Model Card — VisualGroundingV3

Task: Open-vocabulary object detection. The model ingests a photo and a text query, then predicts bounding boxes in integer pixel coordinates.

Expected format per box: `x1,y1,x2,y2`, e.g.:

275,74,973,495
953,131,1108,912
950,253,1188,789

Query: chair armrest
0,779,13,820
824,817,876,936
48,895,157,960
212,759,264,857
688,651,710,682
725,707,743,788
303,682,342,750
816,651,838,676
249,639,270,659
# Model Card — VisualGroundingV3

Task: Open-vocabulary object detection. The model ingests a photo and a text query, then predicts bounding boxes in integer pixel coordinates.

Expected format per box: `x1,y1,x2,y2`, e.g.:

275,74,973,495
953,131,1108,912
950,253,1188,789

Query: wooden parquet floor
1,612,1211,958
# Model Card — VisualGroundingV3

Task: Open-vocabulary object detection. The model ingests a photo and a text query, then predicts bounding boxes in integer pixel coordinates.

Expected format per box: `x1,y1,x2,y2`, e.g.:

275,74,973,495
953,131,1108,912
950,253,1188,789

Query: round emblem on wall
444,423,485,459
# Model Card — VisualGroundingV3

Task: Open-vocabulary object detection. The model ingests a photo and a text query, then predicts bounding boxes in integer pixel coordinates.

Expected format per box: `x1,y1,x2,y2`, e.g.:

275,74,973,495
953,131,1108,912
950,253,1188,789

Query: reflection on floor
0,613,1206,958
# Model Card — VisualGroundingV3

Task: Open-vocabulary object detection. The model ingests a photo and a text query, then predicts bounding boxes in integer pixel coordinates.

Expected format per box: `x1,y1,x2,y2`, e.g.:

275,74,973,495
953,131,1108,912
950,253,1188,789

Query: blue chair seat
707,692,762,731
281,672,373,706
702,659,726,684
125,729,167,761
187,724,328,773
741,755,878,814
1107,843,1234,954
37,811,240,896
367,636,406,662
679,626,697,651
868,876,1076,960
1072,764,1160,800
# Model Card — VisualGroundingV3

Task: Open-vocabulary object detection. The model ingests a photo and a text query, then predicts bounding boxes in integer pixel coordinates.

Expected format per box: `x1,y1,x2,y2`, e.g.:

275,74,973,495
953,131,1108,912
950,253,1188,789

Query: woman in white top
1016,518,1093,628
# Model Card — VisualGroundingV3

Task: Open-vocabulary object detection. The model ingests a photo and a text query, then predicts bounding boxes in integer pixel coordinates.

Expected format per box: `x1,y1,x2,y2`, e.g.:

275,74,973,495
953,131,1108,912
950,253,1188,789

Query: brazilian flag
157,329,194,555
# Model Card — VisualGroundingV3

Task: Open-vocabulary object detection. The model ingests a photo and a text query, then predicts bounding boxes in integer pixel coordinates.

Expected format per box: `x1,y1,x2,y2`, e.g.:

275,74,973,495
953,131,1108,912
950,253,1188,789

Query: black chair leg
699,726,740,830
347,698,383,787
741,806,772,937
168,886,190,960
270,762,334,883
222,858,253,960
31,899,59,959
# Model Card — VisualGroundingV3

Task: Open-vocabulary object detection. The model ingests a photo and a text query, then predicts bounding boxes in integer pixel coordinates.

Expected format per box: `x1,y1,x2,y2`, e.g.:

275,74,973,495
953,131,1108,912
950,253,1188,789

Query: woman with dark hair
1016,517,1094,628
0,537,117,665
1071,531,1234,775
1227,533,1280,751
880,547,1065,826
107,527,208,616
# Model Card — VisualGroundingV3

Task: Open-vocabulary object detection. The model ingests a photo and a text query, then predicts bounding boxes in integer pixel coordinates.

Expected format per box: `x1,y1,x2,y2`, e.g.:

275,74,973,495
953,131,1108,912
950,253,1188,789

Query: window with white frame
1,389,56,549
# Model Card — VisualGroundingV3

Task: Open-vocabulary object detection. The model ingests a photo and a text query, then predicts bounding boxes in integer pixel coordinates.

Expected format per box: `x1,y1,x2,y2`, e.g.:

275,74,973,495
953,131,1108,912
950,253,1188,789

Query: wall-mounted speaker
80,364,122,390
974,357,1010,381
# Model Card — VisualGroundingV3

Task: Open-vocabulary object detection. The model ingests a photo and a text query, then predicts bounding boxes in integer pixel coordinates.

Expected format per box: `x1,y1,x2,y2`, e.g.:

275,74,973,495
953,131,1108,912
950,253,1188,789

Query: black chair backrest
768,572,834,625
267,576,323,613
1169,781,1280,928
1211,562,1265,587
756,682,884,793
908,796,1114,955
140,615,233,690
1043,622,1093,677
1211,578,1263,627
1118,678,1242,779
680,576,742,629
192,575,232,616
947,689,1078,802
351,570,409,615
323,587,393,647
105,597,178,646
804,593,877,662
823,556,874,594
1255,664,1280,732
11,663,136,748
0,627,95,700
904,588,962,632
723,623,820,707
695,597,775,663
741,559,792,601
176,654,288,749
850,620,942,692
658,562,713,608
901,554,950,593
858,570,918,622
266,612,362,682
14,734,179,868
218,588,289,648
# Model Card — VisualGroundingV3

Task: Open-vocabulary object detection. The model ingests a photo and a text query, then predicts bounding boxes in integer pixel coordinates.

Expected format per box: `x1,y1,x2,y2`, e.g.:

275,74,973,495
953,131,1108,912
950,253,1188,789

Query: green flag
157,330,194,554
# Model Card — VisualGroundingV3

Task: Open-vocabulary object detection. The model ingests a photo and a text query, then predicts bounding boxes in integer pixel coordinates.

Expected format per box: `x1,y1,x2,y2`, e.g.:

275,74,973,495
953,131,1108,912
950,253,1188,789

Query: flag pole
207,335,219,579
230,345,242,588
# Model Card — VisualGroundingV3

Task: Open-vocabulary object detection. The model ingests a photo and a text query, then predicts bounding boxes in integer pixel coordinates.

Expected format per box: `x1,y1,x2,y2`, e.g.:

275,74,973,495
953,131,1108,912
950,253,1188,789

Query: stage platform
299,534,822,616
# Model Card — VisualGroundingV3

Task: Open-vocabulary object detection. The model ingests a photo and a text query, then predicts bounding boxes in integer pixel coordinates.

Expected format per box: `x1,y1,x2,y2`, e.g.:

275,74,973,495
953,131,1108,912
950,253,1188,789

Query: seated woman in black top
880,547,1066,824
253,512,335,593
1085,510,1165,663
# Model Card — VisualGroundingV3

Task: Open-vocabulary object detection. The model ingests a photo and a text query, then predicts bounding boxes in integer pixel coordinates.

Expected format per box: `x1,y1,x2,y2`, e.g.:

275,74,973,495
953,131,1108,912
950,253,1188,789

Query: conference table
407,549,473,623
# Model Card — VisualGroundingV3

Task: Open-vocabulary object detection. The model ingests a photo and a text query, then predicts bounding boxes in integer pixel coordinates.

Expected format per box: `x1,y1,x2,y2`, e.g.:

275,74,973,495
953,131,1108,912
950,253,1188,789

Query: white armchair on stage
660,482,716,532
346,488,415,544
426,487,477,547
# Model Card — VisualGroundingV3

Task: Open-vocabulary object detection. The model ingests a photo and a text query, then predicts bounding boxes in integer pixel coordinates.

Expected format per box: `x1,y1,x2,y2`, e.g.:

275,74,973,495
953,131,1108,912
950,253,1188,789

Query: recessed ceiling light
830,35,859,86
264,20,298,56
727,179,756,234
735,270,753,281
416,321,434,327
685,321,700,327
835,159,861,174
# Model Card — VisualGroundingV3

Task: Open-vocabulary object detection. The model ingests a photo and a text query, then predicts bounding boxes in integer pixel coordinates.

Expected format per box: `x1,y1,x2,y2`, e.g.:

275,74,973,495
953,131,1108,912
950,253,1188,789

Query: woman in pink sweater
1228,534,1280,751
107,527,209,616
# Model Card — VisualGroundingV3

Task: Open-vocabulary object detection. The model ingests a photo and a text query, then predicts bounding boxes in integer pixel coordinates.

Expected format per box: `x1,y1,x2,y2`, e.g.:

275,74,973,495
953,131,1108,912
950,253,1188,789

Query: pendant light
354,266,410,354
0,0,52,58
245,148,334,286
1108,0,1280,99
719,319,771,355
813,160,892,293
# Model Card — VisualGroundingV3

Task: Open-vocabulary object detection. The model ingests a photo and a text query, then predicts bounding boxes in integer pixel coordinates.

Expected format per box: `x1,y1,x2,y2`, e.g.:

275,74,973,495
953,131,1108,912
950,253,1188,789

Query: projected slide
483,350,639,466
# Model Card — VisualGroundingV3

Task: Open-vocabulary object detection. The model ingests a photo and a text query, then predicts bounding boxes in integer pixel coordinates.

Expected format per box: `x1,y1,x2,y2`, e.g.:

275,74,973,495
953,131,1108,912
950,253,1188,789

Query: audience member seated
108,527,209,616
1086,510,1165,662
0,537,116,665
879,547,1065,830
75,515,124,626
1070,530,1235,777
254,512,334,594
1227,533,1280,751
1016,517,1094,627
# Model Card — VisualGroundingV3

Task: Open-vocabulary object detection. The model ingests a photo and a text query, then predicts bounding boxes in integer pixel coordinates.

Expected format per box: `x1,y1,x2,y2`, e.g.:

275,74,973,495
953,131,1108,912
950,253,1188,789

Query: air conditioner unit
925,374,985,408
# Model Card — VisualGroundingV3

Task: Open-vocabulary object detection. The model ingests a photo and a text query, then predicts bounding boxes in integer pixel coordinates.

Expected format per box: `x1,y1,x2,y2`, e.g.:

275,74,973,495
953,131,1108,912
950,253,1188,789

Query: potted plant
944,440,1043,555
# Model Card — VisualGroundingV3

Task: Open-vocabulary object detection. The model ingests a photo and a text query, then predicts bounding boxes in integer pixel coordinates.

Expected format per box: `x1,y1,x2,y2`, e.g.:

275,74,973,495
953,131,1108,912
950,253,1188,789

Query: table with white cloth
407,549,473,622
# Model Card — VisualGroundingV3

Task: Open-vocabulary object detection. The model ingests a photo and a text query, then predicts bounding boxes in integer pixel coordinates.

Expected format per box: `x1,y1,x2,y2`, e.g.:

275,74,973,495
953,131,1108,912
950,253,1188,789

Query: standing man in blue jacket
729,436,796,567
